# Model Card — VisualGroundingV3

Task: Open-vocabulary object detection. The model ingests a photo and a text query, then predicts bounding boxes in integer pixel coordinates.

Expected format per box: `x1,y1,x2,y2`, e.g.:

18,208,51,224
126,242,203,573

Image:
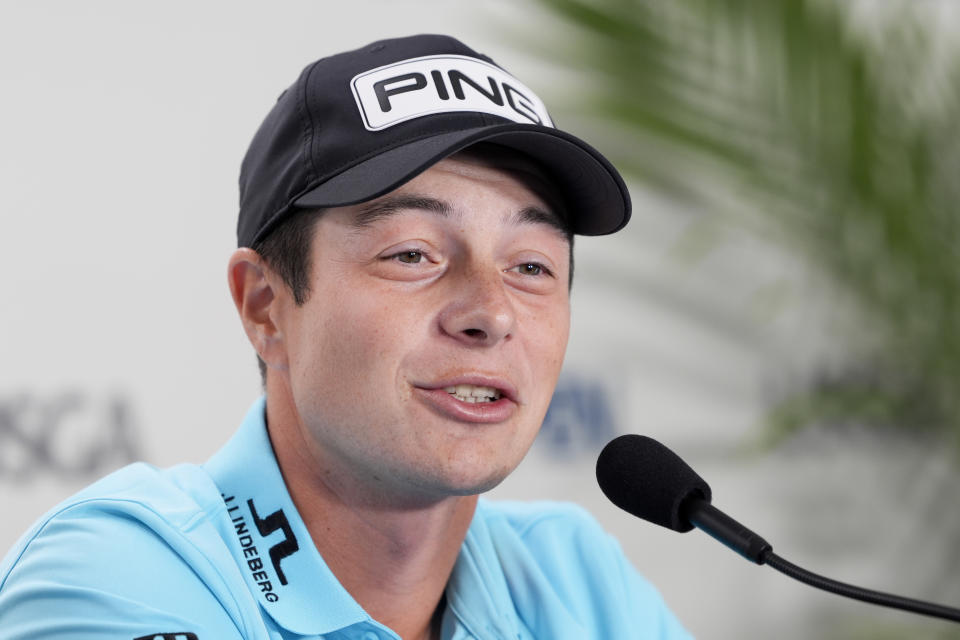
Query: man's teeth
444,384,502,403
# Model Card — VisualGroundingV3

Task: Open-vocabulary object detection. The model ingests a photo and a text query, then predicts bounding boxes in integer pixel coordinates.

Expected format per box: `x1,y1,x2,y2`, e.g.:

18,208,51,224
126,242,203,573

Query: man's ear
228,249,289,372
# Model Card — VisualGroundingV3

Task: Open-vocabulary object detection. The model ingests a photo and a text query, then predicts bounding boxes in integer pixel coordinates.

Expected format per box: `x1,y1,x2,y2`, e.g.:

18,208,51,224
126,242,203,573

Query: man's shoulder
2,461,224,570
0,462,254,638
64,460,220,514
470,499,693,639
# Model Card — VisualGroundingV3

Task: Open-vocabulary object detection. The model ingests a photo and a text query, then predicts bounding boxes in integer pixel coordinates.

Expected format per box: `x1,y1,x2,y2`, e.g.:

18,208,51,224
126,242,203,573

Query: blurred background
2,1,958,637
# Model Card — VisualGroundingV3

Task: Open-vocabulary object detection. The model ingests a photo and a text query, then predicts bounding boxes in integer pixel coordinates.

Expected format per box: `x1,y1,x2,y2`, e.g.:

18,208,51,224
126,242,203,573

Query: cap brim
292,123,630,236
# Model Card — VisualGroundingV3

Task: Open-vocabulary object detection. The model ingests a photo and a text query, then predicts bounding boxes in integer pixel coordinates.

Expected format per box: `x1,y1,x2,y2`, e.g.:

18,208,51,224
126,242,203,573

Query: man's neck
265,391,476,640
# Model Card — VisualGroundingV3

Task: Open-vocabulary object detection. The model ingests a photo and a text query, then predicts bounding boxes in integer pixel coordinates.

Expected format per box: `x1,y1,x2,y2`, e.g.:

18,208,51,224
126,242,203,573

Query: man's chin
445,475,507,497
407,467,513,501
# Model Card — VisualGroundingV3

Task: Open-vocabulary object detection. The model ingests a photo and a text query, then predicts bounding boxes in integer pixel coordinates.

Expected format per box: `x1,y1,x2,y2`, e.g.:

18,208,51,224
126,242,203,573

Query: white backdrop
3,2,958,638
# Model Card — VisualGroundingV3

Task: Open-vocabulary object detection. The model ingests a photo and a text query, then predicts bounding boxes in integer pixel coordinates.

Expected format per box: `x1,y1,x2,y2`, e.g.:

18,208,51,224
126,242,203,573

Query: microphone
596,434,960,624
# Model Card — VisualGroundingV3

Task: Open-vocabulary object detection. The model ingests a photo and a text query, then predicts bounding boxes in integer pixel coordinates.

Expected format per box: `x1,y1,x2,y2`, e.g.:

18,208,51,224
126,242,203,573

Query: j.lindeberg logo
248,498,300,586
223,494,300,603
351,54,553,131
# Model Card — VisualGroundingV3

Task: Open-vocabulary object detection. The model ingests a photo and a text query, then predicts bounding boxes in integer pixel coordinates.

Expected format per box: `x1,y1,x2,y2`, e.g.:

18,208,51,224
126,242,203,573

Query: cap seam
297,61,322,185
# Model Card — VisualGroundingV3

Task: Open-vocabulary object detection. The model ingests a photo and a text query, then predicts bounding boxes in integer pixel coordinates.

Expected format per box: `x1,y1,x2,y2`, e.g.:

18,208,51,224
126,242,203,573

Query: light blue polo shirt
0,398,691,639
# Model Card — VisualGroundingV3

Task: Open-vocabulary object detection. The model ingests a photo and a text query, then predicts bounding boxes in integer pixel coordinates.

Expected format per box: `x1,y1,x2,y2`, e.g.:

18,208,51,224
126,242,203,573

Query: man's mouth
443,384,503,403
413,378,517,423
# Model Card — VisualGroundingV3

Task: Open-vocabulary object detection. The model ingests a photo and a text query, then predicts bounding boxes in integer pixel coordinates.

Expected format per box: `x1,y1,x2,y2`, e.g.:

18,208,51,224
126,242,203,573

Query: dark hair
250,145,575,385
250,206,326,381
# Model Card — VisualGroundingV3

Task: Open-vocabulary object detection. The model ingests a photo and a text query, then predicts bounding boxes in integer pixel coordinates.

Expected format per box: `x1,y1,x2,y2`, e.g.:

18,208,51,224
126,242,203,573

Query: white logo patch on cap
351,54,554,131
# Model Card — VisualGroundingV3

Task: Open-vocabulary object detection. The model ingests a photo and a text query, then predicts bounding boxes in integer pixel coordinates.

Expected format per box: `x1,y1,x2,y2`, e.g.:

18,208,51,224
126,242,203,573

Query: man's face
276,154,571,503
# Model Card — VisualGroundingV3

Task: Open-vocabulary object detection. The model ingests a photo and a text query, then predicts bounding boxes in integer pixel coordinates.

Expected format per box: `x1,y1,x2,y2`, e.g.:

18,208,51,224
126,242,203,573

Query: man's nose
437,266,516,347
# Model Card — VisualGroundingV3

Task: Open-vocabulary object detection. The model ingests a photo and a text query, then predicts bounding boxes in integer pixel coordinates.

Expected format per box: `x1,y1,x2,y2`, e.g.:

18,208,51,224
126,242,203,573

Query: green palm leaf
523,0,960,448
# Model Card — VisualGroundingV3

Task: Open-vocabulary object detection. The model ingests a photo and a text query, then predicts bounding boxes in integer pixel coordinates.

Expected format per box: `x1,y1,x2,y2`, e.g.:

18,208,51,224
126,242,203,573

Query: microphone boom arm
683,497,960,623
762,550,960,624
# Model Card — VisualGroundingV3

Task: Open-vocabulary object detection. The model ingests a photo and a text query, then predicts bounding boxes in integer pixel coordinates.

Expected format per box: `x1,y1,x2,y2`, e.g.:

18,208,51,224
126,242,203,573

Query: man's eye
396,251,423,264
512,263,545,276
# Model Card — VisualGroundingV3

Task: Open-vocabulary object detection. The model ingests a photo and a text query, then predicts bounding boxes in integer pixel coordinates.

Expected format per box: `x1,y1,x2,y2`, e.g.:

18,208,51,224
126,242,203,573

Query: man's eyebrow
514,206,571,239
351,194,453,227
351,194,570,240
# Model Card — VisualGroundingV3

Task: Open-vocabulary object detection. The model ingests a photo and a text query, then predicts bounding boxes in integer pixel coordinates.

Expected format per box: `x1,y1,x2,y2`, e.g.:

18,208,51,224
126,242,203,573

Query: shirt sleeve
0,503,248,639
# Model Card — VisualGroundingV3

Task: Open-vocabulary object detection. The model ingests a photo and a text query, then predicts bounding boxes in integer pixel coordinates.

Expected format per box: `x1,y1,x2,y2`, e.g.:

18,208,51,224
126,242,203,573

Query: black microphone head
596,434,712,532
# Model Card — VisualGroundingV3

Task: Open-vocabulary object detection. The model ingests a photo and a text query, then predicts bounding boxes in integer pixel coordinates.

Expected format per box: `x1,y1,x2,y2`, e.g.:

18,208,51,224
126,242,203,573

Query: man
0,35,690,639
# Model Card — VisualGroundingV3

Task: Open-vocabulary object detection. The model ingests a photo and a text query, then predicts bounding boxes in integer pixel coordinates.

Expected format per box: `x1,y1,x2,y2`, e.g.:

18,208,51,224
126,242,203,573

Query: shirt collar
204,397,525,639
204,397,376,636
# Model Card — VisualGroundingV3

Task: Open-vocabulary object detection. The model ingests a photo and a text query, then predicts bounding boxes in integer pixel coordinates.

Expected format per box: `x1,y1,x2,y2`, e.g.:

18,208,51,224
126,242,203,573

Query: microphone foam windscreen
596,434,712,532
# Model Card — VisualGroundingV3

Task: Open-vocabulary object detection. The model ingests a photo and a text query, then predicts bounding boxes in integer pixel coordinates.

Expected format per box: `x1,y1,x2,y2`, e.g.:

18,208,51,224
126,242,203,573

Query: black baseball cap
237,34,631,248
